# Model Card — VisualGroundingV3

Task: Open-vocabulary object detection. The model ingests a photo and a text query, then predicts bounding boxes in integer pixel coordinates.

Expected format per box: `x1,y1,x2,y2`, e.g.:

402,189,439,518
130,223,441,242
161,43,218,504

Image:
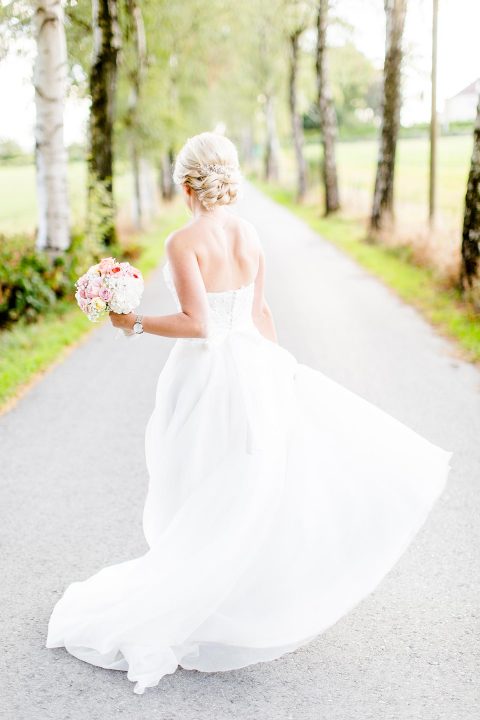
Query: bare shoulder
237,216,260,240
236,216,263,254
165,224,197,259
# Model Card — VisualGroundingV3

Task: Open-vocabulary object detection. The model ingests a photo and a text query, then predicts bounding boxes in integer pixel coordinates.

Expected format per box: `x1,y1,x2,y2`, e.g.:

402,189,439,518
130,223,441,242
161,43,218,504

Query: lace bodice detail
162,261,257,344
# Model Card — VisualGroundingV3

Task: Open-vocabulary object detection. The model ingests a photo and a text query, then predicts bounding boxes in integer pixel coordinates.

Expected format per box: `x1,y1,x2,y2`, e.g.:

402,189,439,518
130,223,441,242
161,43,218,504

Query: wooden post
429,0,439,227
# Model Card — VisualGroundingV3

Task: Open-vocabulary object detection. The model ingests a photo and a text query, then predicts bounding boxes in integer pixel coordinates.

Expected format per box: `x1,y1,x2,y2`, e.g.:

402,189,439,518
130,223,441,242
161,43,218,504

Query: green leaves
0,237,56,325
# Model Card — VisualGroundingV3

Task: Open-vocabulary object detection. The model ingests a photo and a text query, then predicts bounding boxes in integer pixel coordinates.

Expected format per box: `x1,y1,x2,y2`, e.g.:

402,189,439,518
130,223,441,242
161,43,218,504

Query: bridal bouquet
74,257,144,337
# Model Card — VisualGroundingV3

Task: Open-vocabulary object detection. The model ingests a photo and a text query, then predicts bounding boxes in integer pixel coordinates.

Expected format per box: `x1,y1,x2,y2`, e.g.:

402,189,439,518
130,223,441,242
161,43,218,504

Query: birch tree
264,93,280,182
315,0,340,214
124,0,154,229
461,95,480,297
288,27,307,201
33,0,70,252
429,0,439,226
159,148,175,201
370,0,407,232
252,2,284,182
88,0,121,246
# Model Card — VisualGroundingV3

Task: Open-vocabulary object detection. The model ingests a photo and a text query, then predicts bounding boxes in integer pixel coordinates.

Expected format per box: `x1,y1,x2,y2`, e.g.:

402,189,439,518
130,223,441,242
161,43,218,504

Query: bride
45,131,453,695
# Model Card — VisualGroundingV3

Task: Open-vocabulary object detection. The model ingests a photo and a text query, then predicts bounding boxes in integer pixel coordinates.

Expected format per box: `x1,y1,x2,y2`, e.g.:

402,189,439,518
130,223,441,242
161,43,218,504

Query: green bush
0,225,144,329
0,230,113,329
0,237,57,326
62,228,109,287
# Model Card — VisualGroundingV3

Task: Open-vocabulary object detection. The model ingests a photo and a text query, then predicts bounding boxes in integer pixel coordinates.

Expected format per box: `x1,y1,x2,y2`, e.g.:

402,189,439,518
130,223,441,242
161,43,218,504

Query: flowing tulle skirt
46,326,452,694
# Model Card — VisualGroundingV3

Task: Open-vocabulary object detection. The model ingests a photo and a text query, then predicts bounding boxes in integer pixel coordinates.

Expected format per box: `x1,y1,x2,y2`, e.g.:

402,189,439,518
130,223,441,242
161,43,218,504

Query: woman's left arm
251,248,278,344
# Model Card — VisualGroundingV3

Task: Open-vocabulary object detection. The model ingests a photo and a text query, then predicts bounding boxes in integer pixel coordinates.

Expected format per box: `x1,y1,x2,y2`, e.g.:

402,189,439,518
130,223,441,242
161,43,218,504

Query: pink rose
99,257,116,274
86,282,101,299
99,287,112,301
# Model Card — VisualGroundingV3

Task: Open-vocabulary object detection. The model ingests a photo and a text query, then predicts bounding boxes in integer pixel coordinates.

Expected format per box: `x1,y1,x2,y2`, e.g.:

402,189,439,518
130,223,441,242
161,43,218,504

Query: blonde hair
172,131,242,211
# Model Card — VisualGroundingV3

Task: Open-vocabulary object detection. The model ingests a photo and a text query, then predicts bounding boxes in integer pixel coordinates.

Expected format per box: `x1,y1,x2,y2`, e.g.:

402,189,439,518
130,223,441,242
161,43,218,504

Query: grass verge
0,198,188,414
253,179,480,365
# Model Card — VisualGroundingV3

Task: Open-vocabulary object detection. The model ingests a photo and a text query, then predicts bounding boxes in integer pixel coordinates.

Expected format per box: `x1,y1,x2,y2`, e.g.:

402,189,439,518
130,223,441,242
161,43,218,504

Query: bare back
189,212,260,293
164,207,273,341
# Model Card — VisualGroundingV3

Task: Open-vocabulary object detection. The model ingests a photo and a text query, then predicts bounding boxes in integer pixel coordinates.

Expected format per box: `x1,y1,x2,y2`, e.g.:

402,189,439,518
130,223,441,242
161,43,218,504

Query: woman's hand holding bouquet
75,257,144,337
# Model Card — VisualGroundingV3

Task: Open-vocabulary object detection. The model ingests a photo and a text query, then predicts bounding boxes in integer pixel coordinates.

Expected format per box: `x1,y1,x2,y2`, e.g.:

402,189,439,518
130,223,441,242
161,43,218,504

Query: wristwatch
133,313,144,334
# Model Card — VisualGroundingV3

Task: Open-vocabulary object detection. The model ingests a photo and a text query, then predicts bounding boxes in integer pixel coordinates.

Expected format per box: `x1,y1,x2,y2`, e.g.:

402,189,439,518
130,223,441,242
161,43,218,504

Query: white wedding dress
46,260,453,694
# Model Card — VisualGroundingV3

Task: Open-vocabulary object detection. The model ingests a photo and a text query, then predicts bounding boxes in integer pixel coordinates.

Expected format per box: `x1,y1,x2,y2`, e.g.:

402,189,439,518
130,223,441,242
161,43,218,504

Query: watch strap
134,314,144,333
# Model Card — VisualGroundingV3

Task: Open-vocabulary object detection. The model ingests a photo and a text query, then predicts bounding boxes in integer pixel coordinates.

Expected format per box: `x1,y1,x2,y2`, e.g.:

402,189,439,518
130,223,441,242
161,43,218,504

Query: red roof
450,79,480,99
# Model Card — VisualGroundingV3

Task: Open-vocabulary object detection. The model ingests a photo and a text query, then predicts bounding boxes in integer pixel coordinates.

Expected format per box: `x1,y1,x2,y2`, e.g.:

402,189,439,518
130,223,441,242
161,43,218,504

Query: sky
1,0,479,150
335,0,480,124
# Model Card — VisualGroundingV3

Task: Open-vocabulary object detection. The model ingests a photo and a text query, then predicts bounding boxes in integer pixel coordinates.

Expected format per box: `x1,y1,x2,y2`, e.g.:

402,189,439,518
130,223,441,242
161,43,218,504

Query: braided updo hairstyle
172,131,242,211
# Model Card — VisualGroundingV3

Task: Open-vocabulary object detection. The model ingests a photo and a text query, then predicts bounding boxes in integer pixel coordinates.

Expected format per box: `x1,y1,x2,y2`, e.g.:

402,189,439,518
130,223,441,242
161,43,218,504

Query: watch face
134,322,142,333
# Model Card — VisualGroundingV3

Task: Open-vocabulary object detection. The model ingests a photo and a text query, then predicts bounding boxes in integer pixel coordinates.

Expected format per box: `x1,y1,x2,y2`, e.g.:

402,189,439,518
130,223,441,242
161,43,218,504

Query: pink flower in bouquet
75,257,144,325
86,281,101,299
99,287,112,301
99,257,116,274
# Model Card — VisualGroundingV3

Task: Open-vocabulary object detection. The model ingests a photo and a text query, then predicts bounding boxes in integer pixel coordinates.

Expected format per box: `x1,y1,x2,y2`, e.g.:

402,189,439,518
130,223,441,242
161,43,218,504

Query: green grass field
285,135,473,232
0,161,133,235
1,136,471,236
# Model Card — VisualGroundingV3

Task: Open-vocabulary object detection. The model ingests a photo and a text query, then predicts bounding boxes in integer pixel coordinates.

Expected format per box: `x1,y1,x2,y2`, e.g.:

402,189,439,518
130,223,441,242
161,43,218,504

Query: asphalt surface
1,182,479,719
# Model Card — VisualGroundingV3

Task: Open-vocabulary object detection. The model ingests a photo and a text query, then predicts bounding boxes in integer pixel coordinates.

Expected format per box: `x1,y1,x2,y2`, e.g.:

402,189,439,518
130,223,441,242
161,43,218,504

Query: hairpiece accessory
199,162,236,176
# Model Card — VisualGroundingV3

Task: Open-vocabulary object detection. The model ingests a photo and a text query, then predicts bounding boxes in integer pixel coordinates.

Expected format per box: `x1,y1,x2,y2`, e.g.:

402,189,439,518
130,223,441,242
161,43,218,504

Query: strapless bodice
162,261,257,344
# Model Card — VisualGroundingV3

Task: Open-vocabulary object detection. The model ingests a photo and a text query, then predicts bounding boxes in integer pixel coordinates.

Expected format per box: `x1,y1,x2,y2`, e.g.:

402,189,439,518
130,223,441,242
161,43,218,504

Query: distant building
442,79,480,125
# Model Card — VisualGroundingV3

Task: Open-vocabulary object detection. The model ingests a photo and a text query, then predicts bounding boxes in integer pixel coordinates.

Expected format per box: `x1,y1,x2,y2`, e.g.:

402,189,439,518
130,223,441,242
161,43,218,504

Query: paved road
1,182,479,719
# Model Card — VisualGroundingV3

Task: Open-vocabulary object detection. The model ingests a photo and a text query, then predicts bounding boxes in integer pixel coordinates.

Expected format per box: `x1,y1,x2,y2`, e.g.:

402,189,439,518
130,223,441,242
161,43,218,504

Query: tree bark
315,0,340,214
88,0,121,246
131,140,142,229
125,0,147,230
370,0,407,232
264,93,280,182
461,95,480,293
240,125,255,168
139,158,159,220
289,29,307,201
159,148,175,201
33,0,70,252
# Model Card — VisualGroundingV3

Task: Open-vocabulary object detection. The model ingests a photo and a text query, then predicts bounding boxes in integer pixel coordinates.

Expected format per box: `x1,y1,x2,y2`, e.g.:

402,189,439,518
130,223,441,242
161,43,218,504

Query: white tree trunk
132,158,158,227
33,0,70,251
140,158,159,220
370,0,407,231
264,94,280,182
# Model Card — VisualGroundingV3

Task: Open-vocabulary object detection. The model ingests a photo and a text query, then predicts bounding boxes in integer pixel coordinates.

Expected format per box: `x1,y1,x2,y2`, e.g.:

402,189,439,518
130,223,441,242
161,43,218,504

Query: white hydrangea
74,258,144,323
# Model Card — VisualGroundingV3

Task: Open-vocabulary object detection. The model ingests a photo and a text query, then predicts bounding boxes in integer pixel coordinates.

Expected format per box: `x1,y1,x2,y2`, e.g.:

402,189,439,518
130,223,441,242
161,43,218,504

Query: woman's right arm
110,230,210,339
252,249,278,344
